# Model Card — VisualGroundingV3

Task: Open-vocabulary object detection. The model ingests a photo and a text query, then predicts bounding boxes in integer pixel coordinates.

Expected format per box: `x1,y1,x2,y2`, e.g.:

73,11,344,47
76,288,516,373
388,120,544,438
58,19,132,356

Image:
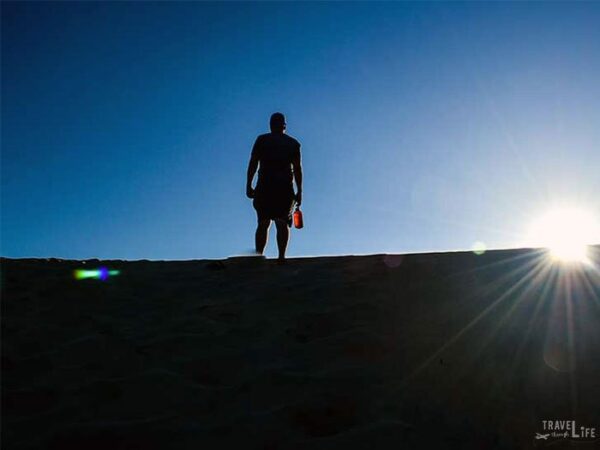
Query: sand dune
2,247,600,449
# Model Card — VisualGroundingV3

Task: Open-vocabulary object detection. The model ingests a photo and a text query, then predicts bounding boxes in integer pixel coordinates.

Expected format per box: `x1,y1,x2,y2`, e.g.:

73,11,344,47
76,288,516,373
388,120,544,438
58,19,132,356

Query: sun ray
453,258,554,389
506,262,559,384
391,253,549,392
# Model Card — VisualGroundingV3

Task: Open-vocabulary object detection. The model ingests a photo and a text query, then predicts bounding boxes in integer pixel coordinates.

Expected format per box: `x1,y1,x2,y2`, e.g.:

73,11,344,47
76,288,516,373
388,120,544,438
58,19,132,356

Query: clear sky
2,2,599,260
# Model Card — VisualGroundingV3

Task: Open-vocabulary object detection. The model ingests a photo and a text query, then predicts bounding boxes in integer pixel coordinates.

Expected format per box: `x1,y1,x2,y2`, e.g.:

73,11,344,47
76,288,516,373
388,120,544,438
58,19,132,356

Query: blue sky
2,2,599,260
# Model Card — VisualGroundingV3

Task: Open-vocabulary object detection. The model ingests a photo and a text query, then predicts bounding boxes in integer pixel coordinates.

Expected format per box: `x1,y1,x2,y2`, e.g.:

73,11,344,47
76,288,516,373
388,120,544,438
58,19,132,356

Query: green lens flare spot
472,241,487,256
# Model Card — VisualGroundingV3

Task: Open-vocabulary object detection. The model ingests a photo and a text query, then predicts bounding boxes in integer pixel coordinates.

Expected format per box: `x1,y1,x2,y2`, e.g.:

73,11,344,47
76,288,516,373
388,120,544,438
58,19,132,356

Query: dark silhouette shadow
246,112,303,261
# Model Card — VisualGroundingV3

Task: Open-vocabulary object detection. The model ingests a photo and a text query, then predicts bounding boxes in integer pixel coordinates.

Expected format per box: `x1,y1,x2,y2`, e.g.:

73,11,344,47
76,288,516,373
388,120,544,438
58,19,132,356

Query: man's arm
246,138,260,198
292,147,302,205
246,154,259,198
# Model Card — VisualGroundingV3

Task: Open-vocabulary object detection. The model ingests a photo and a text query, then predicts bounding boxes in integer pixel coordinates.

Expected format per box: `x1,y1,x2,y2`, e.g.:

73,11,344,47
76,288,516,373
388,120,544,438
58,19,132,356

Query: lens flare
74,267,120,280
472,241,487,256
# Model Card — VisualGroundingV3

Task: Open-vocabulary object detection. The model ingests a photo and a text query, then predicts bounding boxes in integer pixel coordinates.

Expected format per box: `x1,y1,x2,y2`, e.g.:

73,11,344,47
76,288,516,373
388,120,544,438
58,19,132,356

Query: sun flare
528,207,599,263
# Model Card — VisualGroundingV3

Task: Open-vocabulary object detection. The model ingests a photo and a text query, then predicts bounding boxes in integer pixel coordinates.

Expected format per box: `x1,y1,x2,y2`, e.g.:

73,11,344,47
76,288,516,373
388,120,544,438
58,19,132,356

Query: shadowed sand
2,247,600,449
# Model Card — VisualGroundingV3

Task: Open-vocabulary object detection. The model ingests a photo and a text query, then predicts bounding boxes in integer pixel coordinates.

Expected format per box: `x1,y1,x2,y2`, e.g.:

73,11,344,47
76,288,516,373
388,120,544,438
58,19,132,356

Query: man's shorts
253,186,295,227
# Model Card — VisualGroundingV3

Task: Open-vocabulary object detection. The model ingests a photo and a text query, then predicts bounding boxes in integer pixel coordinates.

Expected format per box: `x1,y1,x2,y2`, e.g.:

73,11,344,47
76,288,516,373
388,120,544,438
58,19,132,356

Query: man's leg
274,219,290,260
255,219,271,254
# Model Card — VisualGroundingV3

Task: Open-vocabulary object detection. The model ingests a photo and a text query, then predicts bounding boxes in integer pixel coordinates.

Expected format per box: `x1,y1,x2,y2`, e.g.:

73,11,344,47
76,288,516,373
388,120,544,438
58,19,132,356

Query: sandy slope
2,247,600,449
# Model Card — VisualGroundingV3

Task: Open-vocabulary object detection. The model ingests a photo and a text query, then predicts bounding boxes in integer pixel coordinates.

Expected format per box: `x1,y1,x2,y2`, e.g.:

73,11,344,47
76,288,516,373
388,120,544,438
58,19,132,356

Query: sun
527,207,599,263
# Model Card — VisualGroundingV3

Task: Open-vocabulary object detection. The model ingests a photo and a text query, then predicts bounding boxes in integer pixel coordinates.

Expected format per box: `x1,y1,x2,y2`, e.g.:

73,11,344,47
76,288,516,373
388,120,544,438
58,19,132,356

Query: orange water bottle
293,205,304,229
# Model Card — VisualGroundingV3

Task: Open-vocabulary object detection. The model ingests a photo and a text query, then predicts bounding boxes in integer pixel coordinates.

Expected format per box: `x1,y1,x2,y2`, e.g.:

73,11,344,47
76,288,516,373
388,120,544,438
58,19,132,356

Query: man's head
270,112,286,133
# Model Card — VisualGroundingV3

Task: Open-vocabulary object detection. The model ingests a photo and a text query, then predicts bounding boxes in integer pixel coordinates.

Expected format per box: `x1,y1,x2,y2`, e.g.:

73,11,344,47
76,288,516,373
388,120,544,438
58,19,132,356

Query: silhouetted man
246,112,302,261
